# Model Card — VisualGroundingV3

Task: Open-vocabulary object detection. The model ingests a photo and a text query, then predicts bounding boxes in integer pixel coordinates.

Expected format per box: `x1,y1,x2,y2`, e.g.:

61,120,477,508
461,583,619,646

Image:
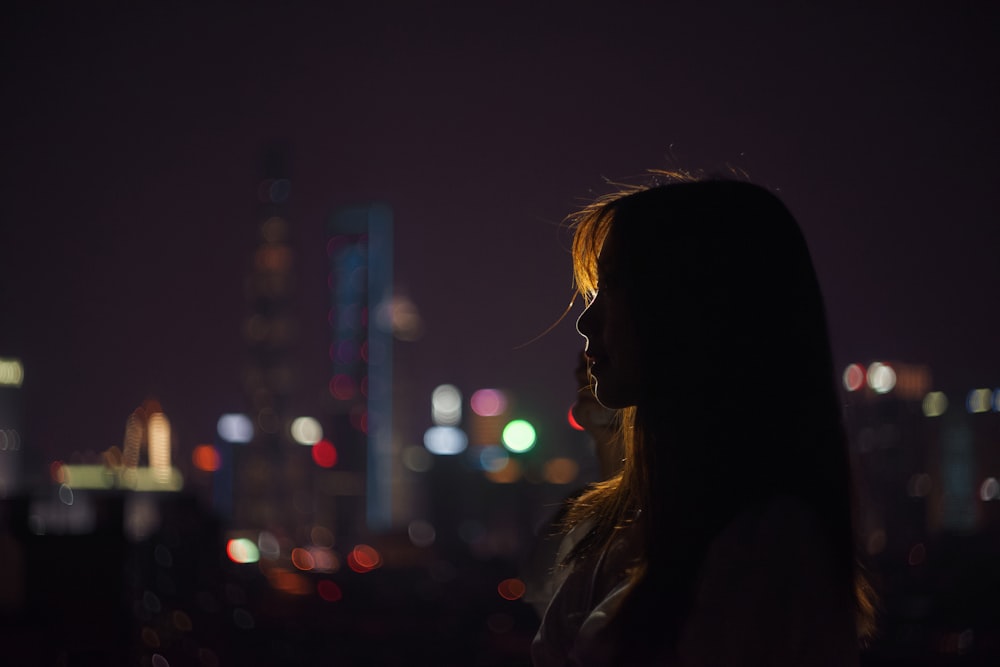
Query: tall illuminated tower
233,149,305,534
326,203,393,532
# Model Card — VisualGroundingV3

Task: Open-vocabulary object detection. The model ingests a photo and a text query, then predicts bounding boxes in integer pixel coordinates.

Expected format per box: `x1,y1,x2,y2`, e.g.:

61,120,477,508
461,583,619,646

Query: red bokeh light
567,406,584,431
312,440,338,468
346,544,382,573
497,578,526,601
329,374,356,400
317,580,342,602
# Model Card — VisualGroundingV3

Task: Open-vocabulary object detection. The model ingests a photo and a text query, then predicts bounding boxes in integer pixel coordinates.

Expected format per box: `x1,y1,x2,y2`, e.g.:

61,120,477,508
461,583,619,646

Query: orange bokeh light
291,547,315,571
192,444,221,472
267,567,311,595
497,578,526,601
347,544,382,573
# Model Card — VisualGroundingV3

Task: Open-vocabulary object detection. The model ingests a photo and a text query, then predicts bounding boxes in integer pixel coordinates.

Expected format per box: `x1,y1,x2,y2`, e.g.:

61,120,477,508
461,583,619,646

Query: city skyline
2,2,998,474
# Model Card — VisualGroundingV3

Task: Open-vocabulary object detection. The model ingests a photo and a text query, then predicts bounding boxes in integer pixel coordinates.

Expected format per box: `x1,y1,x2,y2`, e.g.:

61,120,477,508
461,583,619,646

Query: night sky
2,2,999,470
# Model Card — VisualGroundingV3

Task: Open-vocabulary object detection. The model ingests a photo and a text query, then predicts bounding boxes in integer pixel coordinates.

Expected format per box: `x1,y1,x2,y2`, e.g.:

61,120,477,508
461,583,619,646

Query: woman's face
575,229,642,409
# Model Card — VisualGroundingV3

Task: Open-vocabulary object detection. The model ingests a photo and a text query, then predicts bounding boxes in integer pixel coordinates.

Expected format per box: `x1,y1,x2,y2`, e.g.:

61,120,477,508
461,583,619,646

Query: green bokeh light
502,419,536,453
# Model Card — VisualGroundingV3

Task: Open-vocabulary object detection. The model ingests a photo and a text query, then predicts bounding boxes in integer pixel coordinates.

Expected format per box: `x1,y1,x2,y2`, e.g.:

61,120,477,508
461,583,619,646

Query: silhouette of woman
532,174,875,666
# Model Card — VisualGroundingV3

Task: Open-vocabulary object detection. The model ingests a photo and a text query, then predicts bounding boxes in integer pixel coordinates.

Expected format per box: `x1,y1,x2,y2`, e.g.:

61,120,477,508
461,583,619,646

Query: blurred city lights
0,357,24,387
329,374,356,400
867,362,896,394
497,578,526,601
0,428,20,451
290,416,323,445
290,547,315,571
567,406,585,431
432,384,462,425
226,538,260,564
317,580,343,602
217,414,253,443
310,525,334,547
479,445,509,472
192,445,221,472
312,440,338,467
843,363,865,392
402,445,434,472
922,391,949,418
257,531,280,560
309,547,339,572
346,544,382,573
407,519,436,547
966,388,993,413
485,459,522,484
501,419,536,453
980,477,999,501
147,412,172,484
58,484,74,505
423,426,468,455
470,389,507,417
543,457,580,485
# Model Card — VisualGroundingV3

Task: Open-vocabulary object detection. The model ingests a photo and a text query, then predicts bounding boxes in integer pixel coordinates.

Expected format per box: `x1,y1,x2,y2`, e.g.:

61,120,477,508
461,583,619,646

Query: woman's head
573,178,836,416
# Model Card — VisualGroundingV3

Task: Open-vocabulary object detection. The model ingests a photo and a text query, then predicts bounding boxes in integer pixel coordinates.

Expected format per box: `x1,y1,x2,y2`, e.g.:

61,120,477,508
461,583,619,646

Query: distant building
841,360,1000,559
324,203,394,534
0,356,24,498
231,149,310,540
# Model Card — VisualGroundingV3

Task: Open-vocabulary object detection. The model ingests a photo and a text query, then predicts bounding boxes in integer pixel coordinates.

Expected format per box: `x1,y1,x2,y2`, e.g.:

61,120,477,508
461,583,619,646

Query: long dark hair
564,174,875,658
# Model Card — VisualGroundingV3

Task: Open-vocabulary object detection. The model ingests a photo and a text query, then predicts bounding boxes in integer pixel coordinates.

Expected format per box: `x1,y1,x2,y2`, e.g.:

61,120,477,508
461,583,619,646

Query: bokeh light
0,357,24,387
497,578,526,601
312,440,338,468
290,416,323,445
543,457,580,485
217,414,253,443
980,477,999,501
192,445,221,472
567,406,584,431
423,426,468,455
432,384,462,425
470,389,507,417
842,363,865,392
329,374,356,400
922,391,948,417
227,538,260,564
479,445,509,472
291,547,315,571
501,420,536,453
317,580,343,602
347,544,382,573
402,445,434,472
408,519,436,547
966,388,993,413
257,531,280,560
310,547,339,572
485,459,522,484
867,362,896,394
